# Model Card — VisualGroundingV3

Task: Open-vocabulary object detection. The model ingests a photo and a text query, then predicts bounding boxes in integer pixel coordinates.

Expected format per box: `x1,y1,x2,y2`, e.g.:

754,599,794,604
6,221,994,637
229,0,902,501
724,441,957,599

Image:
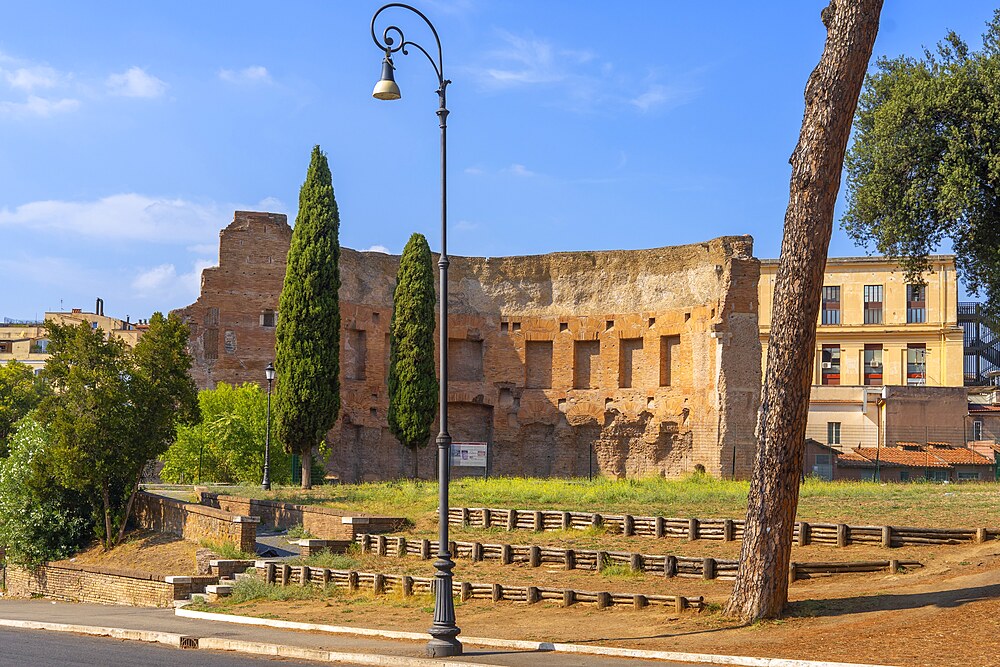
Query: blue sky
0,1,995,321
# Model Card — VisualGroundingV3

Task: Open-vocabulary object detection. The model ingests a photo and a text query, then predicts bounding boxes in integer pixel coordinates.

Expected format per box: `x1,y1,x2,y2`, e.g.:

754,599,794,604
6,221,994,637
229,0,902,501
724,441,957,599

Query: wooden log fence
356,534,920,583
261,564,703,612
444,507,999,548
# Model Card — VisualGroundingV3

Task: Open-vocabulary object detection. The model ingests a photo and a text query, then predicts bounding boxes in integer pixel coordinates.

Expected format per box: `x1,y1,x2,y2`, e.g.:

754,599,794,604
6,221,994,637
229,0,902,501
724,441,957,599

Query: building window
958,471,981,481
659,335,681,387
345,329,367,380
906,344,926,385
900,470,910,482
863,344,883,386
449,339,484,381
973,419,984,441
821,345,840,385
821,286,840,325
863,285,883,324
827,422,841,446
525,340,553,389
926,469,948,482
907,284,926,323
573,340,601,389
618,338,643,389
260,310,276,328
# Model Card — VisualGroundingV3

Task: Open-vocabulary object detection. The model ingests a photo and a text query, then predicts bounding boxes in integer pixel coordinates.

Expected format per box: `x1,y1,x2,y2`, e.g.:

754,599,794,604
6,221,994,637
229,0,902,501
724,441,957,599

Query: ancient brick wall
133,491,257,553
175,212,761,480
3,564,209,607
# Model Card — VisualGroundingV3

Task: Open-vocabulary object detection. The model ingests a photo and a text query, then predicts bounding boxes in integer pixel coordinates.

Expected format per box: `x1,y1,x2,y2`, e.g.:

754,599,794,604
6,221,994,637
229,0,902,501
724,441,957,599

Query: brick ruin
174,211,762,481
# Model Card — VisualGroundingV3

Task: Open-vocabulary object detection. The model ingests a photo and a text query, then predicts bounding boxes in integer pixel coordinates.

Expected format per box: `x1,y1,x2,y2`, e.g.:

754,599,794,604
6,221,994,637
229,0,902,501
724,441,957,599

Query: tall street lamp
262,361,275,491
371,3,461,658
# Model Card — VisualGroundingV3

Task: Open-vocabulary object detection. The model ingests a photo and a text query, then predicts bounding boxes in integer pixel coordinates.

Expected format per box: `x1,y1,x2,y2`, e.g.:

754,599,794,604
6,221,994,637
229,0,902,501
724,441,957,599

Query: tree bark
724,0,883,623
113,467,146,548
101,485,112,552
301,450,313,489
412,448,419,480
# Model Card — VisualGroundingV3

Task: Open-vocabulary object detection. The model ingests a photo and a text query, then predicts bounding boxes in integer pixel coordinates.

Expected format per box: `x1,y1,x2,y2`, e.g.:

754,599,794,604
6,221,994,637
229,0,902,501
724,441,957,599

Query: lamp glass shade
373,59,401,100
265,362,276,381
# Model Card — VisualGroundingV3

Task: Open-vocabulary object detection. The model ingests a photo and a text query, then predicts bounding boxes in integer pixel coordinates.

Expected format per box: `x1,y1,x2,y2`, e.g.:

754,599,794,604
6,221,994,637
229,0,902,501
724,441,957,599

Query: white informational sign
451,442,488,468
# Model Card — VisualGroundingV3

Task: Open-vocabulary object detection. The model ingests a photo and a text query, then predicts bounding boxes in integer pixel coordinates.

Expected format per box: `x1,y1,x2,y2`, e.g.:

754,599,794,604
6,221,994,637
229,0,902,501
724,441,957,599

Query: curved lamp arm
371,2,449,90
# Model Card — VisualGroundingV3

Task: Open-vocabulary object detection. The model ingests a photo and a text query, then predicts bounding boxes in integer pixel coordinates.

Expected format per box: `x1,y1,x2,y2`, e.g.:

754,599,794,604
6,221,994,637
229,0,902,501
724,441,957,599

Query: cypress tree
274,145,341,489
388,233,438,479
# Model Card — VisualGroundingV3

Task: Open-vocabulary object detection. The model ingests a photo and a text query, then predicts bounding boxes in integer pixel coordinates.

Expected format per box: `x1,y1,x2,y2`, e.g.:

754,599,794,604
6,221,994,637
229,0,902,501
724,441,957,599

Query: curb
0,617,503,666
176,608,897,667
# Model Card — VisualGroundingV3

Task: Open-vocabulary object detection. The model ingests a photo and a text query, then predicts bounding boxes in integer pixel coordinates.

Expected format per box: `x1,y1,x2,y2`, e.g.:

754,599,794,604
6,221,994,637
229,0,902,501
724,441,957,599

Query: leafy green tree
161,382,291,485
388,233,438,479
0,417,93,566
844,11,1000,309
0,360,49,456
274,145,341,489
38,313,199,549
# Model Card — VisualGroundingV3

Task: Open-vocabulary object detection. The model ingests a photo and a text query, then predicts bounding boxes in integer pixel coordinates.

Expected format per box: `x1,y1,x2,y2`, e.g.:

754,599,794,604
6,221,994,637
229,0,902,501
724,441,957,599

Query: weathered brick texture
199,492,404,540
133,491,257,553
174,212,761,481
4,564,215,607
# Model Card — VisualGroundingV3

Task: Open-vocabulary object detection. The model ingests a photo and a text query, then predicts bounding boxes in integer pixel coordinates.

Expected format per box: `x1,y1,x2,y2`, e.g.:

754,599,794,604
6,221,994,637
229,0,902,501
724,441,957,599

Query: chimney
95,297,104,317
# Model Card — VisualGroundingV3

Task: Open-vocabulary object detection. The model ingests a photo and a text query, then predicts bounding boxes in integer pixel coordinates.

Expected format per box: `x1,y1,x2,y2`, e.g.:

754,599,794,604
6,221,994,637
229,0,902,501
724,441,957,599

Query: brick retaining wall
4,564,216,607
199,492,404,541
134,491,257,553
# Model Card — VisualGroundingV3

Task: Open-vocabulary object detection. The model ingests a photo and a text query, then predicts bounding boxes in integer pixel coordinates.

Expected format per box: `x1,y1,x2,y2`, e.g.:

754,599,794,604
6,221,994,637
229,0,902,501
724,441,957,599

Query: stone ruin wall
175,211,761,481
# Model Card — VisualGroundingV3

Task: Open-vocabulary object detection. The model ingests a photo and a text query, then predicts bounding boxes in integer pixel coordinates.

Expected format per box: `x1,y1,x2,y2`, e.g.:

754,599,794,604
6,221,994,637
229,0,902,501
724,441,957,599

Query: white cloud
0,95,79,118
505,164,536,178
219,66,272,84
455,220,479,231
464,166,484,175
106,67,167,98
3,65,59,91
133,263,177,294
364,245,392,254
0,193,230,244
131,259,215,301
629,83,696,113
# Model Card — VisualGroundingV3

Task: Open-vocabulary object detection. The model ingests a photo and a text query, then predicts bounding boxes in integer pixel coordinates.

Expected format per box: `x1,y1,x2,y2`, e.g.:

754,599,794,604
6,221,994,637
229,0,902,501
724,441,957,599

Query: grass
199,539,256,560
290,546,362,570
599,562,644,580
285,524,316,540
210,475,1000,528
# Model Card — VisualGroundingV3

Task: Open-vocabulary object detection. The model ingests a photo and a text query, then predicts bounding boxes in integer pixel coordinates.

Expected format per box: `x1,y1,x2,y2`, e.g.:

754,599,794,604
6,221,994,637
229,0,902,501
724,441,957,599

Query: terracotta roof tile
925,446,994,465
851,447,952,468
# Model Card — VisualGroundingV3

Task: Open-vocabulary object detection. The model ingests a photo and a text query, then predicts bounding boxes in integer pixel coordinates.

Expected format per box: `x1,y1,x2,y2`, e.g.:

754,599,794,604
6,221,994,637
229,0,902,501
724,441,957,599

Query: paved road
0,627,329,666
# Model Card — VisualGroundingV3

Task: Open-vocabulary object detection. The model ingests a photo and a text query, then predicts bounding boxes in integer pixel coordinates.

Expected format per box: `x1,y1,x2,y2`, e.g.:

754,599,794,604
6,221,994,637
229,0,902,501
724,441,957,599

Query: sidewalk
0,598,895,667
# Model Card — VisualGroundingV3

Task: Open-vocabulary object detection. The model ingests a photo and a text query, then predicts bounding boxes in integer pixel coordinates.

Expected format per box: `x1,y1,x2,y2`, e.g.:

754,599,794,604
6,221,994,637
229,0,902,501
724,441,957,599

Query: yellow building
759,255,966,450
0,304,144,374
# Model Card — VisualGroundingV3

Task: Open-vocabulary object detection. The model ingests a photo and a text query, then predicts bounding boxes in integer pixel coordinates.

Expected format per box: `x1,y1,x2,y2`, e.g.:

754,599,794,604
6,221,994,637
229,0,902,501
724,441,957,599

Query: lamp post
262,362,275,491
371,4,460,657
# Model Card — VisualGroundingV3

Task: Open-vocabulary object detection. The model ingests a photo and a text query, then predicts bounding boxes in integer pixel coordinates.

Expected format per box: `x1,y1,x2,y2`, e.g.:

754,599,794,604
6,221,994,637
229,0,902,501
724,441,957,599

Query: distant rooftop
759,254,955,266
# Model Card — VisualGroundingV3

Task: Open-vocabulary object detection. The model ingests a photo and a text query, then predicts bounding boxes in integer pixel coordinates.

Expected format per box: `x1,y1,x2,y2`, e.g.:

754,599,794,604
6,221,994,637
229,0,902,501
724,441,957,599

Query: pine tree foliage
388,233,438,478
844,10,1000,311
274,145,341,488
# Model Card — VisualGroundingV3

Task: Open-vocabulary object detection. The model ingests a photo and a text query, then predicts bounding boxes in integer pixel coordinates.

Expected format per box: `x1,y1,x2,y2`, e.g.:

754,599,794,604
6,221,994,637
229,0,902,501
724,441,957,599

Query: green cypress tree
274,145,341,489
388,233,438,479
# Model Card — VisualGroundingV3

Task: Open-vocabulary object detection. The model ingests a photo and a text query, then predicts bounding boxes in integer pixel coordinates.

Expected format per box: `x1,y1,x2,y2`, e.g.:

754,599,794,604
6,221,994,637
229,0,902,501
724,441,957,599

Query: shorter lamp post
262,362,275,491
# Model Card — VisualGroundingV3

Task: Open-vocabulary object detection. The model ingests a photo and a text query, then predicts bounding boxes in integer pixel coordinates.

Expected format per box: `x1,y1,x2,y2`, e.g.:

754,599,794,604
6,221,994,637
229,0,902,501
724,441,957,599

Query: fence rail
355,534,920,583
445,507,997,548
260,562,702,612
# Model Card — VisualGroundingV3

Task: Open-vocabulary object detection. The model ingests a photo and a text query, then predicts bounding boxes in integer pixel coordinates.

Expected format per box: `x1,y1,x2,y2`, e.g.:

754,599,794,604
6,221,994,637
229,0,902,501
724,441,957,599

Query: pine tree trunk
301,450,313,489
101,485,113,551
724,0,883,624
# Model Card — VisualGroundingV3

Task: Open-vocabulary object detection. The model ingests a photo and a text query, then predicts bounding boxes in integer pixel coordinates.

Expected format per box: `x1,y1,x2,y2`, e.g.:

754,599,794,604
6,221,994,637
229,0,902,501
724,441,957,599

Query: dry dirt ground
54,531,202,575
194,539,1000,667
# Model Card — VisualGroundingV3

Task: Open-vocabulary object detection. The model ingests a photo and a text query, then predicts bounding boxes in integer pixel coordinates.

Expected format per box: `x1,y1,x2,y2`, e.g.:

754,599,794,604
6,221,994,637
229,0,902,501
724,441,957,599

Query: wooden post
527,586,540,604
460,581,472,602
723,518,735,542
562,589,575,607
300,566,310,587
482,508,491,528
688,517,700,541
882,525,893,548
460,507,470,527
420,538,431,560
597,592,611,609
377,535,387,556
397,536,407,556
348,571,359,591
633,594,648,610
492,583,502,602
798,521,810,547
361,534,371,554
977,527,988,544
788,562,798,586
596,551,608,572
472,542,484,562
501,544,513,565
280,564,291,586
624,514,635,536
321,568,331,586
507,509,517,531
403,576,414,596
265,563,276,585
674,595,687,614
837,523,849,548
449,540,457,557
533,511,544,532
374,573,385,594
529,545,541,567
565,549,576,570
592,513,603,529
655,517,666,538
630,553,642,572
665,555,677,578
889,559,900,574
562,511,572,530
703,557,716,581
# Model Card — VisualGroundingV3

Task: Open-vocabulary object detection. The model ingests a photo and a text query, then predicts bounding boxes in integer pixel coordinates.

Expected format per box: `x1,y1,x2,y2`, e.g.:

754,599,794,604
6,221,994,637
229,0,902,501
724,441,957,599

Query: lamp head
372,54,401,101
265,362,276,382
